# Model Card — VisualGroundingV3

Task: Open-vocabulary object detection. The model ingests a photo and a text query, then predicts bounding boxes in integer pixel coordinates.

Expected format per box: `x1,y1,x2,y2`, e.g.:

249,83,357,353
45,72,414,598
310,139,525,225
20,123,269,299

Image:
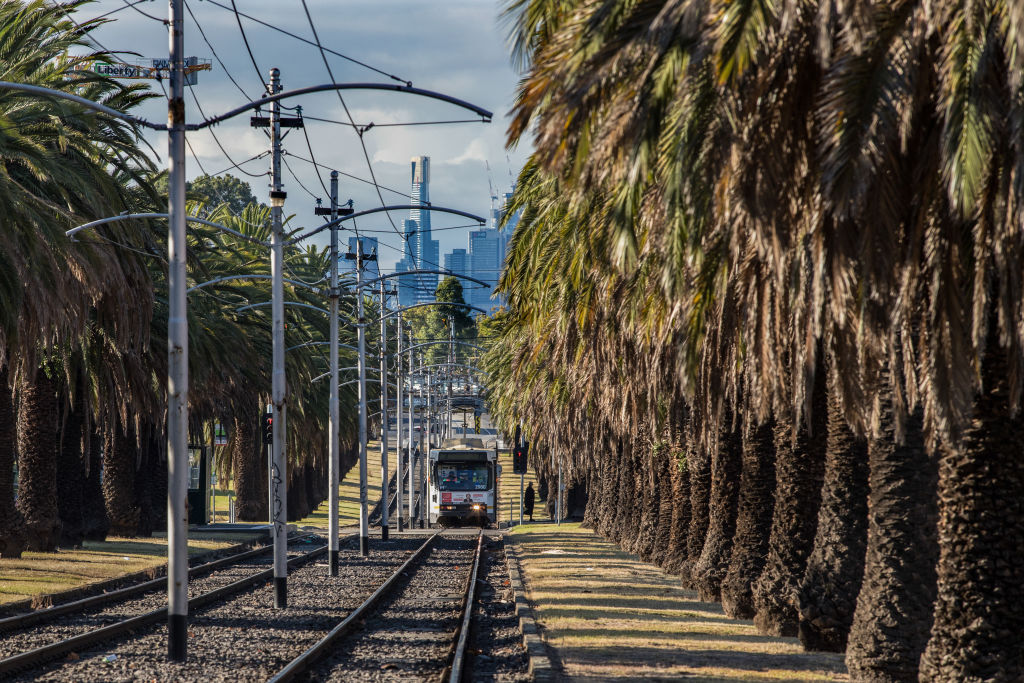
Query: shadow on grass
564,642,846,675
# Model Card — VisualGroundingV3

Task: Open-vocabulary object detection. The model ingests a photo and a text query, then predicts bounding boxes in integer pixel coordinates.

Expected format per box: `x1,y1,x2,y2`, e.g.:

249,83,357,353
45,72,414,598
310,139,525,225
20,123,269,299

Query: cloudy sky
75,0,532,271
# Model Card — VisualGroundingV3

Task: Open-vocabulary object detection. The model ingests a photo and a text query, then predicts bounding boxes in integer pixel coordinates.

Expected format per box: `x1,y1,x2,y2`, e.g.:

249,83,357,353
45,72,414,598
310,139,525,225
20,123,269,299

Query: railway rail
0,535,328,677
270,531,484,682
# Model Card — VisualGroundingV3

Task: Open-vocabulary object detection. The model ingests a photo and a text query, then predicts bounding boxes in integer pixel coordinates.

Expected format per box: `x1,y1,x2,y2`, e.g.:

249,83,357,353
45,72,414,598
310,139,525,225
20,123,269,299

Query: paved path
509,523,848,682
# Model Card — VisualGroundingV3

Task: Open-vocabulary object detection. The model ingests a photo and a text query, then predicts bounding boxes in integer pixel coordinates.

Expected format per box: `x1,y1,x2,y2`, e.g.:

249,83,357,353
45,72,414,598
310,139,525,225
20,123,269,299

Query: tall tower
408,156,438,302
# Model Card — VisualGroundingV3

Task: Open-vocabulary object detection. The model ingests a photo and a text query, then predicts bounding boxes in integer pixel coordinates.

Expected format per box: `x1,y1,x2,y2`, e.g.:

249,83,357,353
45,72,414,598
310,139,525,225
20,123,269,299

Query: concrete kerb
505,535,557,682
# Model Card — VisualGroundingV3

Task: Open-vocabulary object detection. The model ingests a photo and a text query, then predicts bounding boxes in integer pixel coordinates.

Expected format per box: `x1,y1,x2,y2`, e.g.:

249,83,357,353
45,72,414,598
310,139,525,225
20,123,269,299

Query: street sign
214,423,227,446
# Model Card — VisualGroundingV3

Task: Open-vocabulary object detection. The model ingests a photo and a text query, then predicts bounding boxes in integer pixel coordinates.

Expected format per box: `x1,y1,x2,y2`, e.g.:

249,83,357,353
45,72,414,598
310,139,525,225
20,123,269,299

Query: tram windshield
437,463,490,491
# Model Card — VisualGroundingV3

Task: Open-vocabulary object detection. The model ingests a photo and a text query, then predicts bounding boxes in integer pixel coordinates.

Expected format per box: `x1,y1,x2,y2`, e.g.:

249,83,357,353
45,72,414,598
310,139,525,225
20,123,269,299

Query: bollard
228,493,235,524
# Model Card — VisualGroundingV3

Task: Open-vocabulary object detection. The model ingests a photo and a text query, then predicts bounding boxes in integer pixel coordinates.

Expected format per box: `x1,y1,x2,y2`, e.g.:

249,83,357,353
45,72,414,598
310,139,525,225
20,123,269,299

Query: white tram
428,439,500,527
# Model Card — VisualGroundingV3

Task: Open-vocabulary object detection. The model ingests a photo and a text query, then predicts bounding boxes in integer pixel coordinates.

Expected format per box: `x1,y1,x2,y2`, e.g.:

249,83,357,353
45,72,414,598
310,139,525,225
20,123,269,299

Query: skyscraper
467,191,515,312
395,156,439,306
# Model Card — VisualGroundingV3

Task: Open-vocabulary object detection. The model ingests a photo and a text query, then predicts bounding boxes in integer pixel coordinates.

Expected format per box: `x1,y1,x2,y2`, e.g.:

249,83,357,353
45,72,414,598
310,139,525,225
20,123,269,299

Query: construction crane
485,160,498,211
74,57,211,85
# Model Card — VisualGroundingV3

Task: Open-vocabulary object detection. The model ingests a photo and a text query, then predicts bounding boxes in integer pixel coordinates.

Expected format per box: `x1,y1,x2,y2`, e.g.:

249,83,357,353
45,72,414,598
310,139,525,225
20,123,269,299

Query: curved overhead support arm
0,81,166,130
388,340,485,358
66,213,267,246
361,269,490,289
191,82,492,130
290,205,486,246
375,301,487,323
189,274,324,294
236,301,330,315
415,362,490,375
287,341,359,353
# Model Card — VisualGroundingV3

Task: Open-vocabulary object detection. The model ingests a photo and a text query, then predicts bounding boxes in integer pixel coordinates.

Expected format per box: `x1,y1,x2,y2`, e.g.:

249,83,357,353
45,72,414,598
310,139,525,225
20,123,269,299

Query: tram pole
408,336,415,527
379,278,390,540
268,67,289,608
396,313,403,533
166,0,188,660
327,171,340,575
356,241,369,556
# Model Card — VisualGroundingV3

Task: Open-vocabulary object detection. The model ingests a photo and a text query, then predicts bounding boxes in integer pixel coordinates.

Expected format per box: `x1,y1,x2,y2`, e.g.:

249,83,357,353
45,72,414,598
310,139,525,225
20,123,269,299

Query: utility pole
395,312,403,533
403,335,411,528
422,367,430,528
267,67,289,608
447,316,454,439
326,172,340,574
378,279,394,540
315,179,353,571
347,240,376,555
166,0,188,662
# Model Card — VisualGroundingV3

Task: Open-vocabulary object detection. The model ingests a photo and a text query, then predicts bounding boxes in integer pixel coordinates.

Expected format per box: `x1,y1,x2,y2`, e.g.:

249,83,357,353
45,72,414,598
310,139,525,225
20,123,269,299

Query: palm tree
0,364,26,557
797,369,868,652
721,419,775,619
16,365,61,549
691,413,742,602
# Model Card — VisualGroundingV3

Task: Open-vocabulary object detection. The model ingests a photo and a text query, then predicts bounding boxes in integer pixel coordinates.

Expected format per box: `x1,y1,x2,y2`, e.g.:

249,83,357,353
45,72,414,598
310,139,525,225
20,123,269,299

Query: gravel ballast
8,535,427,682
310,534,477,681
465,534,530,682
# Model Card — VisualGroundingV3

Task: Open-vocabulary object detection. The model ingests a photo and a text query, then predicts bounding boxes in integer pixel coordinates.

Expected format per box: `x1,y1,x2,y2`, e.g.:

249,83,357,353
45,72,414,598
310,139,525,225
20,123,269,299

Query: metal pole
166,0,188,661
396,313,403,533
408,338,415,527
357,241,369,555
421,368,429,528
327,171,340,575
379,278,389,540
447,317,453,439
519,473,524,526
269,67,289,608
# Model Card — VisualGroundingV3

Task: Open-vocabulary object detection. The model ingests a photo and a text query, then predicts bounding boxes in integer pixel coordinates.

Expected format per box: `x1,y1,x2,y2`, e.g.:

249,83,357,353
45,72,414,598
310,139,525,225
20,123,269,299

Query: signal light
512,444,528,474
262,414,273,445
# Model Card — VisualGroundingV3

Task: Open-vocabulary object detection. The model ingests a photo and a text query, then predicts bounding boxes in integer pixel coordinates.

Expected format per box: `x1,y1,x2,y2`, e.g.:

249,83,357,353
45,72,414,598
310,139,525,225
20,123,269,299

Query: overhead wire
188,86,268,179
298,0,402,242
114,0,165,23
228,0,267,90
202,0,411,85
184,0,250,99
91,0,160,22
283,150,412,201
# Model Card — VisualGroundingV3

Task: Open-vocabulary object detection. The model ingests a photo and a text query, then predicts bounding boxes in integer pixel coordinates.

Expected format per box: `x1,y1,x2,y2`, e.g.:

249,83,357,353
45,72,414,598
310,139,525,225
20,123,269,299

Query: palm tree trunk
56,380,86,548
682,429,711,589
0,364,27,557
664,445,691,574
845,404,938,681
651,444,674,567
233,412,266,521
103,420,141,536
16,366,61,550
753,365,827,636
798,373,868,652
634,442,660,562
721,419,776,618
81,425,109,541
919,339,1024,681
693,414,743,602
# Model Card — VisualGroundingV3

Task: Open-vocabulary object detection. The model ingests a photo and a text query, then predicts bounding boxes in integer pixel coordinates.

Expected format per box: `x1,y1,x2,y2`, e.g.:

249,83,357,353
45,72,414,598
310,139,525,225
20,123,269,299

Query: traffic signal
262,414,273,445
512,443,528,474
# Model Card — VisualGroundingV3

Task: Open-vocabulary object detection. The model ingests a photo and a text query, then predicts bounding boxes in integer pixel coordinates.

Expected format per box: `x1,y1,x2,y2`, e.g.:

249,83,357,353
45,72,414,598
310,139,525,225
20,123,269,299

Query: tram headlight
471,504,482,511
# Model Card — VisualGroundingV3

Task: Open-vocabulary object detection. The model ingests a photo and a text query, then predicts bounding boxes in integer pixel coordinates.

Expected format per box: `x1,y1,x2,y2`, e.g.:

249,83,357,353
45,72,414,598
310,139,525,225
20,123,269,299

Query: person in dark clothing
524,482,536,522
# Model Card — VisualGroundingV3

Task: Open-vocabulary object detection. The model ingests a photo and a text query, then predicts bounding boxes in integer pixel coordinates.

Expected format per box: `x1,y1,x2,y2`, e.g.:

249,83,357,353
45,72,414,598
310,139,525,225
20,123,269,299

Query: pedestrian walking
524,482,535,522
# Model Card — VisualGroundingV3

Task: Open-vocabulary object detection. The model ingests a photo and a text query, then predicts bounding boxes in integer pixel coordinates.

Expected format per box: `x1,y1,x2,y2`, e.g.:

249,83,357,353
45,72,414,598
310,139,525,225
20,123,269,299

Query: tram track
1,535,431,682
0,535,329,677
271,531,484,682
0,533,318,636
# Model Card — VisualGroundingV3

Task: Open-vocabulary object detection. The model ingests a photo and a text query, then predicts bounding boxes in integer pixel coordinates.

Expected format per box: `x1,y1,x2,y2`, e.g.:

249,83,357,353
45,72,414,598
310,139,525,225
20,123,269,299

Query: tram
427,438,500,527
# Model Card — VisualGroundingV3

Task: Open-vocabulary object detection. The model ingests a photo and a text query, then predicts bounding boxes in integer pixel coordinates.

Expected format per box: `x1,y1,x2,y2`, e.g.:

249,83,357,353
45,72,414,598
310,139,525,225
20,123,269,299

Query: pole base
419,519,425,529
381,524,389,541
329,550,339,576
397,518,404,532
360,535,369,556
168,613,187,662
274,577,287,608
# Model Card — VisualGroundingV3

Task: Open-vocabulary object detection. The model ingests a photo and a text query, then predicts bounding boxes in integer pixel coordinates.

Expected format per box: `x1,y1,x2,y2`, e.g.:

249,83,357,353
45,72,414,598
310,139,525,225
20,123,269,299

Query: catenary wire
298,0,402,240
114,0,165,23
228,0,267,91
202,0,411,85
184,0,250,99
283,151,413,201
